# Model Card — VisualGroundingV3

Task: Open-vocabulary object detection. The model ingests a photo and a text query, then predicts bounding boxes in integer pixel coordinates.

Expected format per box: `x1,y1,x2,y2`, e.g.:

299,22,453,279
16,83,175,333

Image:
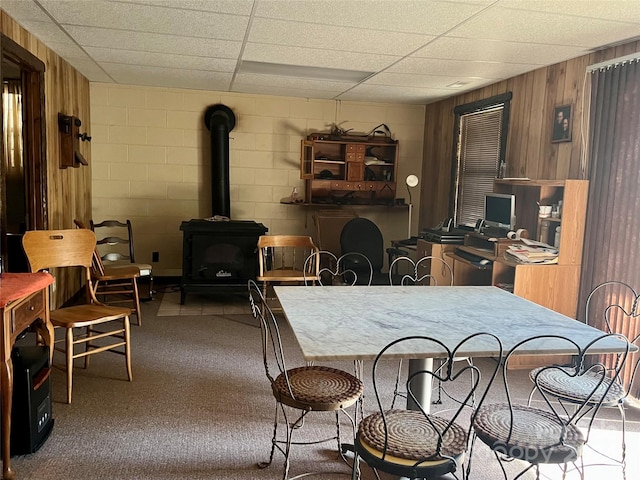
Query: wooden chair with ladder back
90,219,154,301
22,229,133,404
74,219,143,326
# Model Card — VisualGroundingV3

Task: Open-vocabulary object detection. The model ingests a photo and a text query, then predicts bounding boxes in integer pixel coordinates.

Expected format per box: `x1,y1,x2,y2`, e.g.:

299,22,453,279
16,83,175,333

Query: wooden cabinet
447,179,589,368
300,136,398,205
415,240,456,285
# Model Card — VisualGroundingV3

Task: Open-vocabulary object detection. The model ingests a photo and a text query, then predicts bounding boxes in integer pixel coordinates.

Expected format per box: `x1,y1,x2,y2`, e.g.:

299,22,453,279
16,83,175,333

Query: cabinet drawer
11,289,45,336
346,144,366,154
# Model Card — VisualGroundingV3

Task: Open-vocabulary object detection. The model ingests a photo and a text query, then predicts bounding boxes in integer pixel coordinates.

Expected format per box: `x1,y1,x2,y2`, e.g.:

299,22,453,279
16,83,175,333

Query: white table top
274,285,629,362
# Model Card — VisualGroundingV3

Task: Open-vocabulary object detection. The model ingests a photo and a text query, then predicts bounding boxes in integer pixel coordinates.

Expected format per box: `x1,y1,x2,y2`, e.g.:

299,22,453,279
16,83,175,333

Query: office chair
339,217,405,285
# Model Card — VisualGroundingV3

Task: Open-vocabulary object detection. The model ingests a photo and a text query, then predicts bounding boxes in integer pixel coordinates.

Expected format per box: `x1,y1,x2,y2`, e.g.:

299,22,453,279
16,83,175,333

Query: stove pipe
204,104,236,218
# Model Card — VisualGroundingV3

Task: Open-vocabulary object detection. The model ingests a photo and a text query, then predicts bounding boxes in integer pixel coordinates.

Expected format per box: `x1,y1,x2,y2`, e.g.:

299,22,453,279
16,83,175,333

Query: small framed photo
552,104,572,143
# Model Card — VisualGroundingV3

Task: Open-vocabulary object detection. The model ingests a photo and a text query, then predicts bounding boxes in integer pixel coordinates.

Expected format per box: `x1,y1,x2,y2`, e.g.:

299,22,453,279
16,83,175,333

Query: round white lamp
406,175,419,238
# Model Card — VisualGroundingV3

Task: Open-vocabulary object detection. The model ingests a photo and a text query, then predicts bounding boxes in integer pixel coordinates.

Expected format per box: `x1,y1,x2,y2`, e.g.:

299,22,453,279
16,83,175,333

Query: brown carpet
10,290,639,480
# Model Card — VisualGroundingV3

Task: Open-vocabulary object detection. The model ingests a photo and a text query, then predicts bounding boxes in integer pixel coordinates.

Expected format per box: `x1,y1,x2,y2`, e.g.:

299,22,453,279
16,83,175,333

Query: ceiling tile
337,84,452,104
248,17,434,55
414,37,586,65
85,47,237,72
102,63,233,91
253,0,488,35
388,57,539,79
124,0,254,16
39,0,250,40
451,6,640,47
364,72,491,90
65,26,242,58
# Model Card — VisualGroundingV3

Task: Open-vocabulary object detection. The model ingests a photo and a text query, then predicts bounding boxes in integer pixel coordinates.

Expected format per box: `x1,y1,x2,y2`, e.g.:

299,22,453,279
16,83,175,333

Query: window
452,93,511,226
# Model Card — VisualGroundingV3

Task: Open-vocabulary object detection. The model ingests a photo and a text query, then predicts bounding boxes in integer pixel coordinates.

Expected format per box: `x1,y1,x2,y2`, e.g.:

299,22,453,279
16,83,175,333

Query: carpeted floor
9,290,640,480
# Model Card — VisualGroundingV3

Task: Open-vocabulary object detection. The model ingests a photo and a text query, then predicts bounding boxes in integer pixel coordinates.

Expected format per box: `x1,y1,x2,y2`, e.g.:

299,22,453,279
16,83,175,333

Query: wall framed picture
552,104,572,142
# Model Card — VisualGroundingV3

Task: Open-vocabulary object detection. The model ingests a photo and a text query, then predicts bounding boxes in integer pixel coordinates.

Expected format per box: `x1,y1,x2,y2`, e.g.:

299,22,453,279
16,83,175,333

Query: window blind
455,106,504,226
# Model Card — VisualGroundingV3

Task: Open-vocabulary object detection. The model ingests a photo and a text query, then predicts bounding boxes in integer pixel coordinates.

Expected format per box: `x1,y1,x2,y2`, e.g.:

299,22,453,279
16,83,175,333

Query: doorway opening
1,33,47,272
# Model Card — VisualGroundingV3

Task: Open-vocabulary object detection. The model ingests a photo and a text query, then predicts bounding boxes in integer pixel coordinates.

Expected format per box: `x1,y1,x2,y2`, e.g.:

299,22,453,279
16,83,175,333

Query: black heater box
9,346,54,455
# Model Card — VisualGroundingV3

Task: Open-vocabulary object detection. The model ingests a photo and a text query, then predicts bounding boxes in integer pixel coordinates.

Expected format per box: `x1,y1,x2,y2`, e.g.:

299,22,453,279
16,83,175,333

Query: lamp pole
406,175,419,238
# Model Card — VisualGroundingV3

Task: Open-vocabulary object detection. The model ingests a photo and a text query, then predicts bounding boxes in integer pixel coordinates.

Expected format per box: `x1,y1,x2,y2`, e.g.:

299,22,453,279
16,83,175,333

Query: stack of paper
504,242,558,264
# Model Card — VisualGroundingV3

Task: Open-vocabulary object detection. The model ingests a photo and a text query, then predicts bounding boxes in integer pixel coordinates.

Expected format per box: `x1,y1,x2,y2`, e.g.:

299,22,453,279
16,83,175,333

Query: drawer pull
29,306,35,311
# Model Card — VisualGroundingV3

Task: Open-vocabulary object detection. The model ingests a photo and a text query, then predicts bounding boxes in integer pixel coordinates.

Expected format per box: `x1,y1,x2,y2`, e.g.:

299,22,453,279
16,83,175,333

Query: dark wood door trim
1,33,48,232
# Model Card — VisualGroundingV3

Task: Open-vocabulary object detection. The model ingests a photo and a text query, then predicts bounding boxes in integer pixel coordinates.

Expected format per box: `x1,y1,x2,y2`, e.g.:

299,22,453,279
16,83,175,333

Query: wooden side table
0,272,54,480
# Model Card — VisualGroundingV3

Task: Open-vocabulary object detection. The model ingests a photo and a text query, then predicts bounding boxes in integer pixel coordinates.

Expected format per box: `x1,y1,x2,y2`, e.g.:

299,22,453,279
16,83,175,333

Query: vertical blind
455,107,504,226
579,56,640,398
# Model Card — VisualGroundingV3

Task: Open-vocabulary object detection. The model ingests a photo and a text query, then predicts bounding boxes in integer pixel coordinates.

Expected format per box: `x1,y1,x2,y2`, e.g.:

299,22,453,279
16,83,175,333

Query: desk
0,273,54,480
274,285,630,411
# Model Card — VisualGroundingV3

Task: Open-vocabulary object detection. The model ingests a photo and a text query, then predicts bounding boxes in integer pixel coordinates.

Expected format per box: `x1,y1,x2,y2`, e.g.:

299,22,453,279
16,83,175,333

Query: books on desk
504,240,558,264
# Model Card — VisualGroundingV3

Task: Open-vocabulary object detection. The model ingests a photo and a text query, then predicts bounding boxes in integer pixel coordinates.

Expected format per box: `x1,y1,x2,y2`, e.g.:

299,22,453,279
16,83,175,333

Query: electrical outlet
152,251,159,262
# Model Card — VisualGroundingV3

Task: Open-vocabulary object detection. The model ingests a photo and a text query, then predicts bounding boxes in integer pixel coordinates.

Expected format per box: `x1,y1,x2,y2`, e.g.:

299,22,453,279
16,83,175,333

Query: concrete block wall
90,83,426,276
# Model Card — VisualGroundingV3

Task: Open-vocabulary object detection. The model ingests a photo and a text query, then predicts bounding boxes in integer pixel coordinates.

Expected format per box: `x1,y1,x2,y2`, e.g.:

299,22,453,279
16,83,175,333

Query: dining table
273,285,632,412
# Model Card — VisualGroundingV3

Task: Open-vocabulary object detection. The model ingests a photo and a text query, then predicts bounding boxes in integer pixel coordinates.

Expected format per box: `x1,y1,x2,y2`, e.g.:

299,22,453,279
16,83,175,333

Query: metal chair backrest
371,333,502,461
248,279,292,396
584,280,640,397
510,333,629,438
389,255,454,286
305,250,373,286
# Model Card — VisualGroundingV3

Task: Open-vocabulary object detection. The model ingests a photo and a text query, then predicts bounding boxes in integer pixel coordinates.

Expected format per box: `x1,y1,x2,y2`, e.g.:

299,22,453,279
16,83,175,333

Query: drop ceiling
3,0,640,105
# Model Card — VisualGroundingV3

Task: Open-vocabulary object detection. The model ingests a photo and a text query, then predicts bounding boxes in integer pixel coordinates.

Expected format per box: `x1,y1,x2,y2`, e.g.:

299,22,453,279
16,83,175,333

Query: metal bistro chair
248,280,363,480
351,333,502,480
304,251,373,287
256,235,319,311
527,280,640,476
472,333,630,480
22,229,133,404
388,255,461,408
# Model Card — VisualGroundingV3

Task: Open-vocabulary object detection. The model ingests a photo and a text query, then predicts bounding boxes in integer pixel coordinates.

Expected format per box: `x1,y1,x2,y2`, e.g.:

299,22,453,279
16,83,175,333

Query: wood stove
179,219,267,304
179,104,268,304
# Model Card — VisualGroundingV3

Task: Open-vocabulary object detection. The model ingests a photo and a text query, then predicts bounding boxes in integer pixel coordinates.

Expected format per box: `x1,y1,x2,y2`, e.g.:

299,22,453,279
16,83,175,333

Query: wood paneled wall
420,39,640,230
2,10,92,306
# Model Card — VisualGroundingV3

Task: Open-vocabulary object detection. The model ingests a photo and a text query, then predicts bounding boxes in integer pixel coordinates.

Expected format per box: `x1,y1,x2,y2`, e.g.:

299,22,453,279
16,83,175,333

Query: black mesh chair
339,217,405,285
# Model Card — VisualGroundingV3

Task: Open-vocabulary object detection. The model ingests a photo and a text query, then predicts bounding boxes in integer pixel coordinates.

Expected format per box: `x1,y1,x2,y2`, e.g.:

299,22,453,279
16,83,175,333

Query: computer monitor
484,193,516,230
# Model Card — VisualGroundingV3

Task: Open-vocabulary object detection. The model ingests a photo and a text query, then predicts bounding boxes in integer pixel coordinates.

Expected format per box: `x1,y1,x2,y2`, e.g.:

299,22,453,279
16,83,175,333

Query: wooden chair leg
124,317,133,381
132,279,142,326
66,328,74,404
84,326,91,369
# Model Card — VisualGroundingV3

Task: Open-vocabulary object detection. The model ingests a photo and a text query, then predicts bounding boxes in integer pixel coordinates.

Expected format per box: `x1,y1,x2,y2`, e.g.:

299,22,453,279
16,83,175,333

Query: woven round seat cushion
530,366,625,406
273,366,363,411
473,403,584,464
358,410,466,465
